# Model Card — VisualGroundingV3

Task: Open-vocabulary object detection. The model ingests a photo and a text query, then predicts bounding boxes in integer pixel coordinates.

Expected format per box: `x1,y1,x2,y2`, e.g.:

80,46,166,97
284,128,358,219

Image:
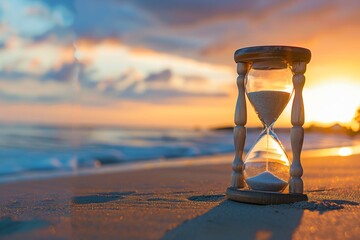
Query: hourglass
226,46,311,204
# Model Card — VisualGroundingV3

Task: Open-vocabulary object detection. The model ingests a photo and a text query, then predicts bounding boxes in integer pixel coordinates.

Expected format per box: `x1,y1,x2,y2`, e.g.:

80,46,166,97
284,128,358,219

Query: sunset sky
0,0,360,128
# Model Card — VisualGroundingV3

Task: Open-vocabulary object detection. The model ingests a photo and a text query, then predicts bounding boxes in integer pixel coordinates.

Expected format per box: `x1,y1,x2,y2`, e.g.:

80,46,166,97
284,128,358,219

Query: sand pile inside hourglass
246,90,291,192
247,90,291,127
246,171,288,192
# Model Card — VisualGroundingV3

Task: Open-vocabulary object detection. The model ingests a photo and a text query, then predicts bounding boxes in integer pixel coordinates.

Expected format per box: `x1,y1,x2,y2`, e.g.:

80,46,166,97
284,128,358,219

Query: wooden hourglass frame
226,46,311,204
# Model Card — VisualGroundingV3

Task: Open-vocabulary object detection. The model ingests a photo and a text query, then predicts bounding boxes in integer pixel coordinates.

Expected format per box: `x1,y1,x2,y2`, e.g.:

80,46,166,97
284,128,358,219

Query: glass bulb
245,60,293,127
244,60,293,192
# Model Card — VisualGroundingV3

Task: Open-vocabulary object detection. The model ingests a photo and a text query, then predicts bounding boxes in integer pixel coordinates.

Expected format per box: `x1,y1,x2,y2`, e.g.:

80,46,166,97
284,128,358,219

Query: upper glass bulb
245,60,293,127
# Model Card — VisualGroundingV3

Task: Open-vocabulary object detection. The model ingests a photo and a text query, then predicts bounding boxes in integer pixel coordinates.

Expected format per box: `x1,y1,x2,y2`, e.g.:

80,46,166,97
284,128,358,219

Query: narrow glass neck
264,123,274,131
257,126,281,144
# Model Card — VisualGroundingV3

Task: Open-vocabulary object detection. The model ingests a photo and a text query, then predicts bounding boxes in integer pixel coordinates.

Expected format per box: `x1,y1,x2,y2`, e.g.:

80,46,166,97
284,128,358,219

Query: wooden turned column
230,62,249,188
290,62,307,194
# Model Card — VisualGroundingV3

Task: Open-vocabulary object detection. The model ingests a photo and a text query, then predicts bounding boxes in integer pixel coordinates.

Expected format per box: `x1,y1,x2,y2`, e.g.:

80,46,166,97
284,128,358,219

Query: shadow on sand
162,199,303,240
72,191,136,204
163,194,359,240
0,216,49,237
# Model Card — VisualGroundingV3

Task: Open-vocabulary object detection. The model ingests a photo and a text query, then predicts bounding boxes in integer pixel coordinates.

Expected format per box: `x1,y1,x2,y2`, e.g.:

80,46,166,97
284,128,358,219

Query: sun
303,79,360,126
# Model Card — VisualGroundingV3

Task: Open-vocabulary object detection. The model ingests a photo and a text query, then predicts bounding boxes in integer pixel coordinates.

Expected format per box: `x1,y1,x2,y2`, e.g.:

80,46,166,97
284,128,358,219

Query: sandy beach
3,1,360,240
0,151,359,240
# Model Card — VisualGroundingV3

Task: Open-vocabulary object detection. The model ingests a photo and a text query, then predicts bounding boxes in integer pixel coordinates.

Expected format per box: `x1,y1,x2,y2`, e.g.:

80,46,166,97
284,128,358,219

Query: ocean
0,124,359,182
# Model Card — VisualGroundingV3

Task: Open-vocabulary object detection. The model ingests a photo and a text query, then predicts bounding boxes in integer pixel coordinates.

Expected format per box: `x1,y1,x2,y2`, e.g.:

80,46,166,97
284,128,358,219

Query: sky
0,0,360,129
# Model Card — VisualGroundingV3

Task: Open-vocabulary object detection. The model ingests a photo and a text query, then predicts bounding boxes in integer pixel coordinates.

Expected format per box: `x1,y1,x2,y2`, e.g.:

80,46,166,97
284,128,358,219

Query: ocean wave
0,125,359,179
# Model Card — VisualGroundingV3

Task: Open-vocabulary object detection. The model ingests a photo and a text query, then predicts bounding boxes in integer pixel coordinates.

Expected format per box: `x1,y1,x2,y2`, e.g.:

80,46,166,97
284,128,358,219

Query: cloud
71,0,156,39
1,0,360,107
187,0,360,66
182,75,208,83
0,0,75,39
115,0,360,67
119,86,227,102
0,36,75,77
0,70,29,81
144,69,172,83
74,38,234,86
88,68,228,102
41,62,77,82
126,0,285,26
94,68,141,93
0,79,74,103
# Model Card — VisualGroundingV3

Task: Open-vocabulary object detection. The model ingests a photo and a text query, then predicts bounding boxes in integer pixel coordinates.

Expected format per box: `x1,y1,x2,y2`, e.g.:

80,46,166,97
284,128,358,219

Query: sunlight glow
304,79,360,125
338,147,352,157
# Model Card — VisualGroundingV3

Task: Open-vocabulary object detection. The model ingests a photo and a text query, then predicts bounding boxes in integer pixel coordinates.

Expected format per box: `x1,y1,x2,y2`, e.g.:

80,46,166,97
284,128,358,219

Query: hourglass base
226,187,308,205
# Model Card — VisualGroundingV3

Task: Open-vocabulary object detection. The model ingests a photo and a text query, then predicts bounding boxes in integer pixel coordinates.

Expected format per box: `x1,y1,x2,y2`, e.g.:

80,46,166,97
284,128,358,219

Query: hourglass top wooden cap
234,45,311,64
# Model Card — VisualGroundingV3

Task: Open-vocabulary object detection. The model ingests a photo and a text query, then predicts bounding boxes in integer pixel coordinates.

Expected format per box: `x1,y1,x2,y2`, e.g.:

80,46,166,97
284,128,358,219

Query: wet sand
0,152,359,239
